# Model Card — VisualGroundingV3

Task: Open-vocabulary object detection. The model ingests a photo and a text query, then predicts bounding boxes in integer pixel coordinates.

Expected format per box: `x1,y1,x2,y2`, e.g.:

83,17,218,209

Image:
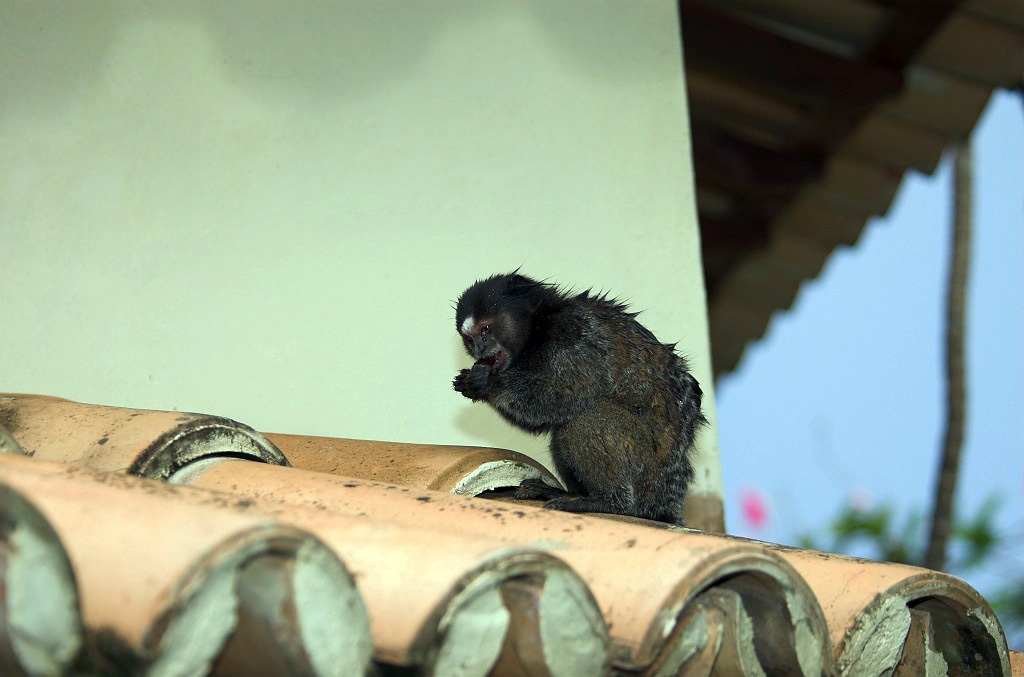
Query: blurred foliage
798,495,1022,650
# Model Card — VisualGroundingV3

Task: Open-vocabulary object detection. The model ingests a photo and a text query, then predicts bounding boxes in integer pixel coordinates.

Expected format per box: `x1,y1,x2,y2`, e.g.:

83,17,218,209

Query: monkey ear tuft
505,272,547,297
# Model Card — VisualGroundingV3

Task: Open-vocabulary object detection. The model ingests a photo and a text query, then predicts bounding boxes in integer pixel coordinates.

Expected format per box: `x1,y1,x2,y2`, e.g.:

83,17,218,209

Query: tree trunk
925,142,972,571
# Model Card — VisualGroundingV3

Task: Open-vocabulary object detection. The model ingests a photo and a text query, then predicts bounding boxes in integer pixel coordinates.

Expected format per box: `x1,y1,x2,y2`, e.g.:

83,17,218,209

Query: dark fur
453,272,705,525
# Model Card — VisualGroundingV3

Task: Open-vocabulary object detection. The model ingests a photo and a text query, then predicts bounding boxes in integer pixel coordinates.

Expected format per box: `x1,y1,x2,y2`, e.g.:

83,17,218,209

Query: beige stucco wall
0,1,722,501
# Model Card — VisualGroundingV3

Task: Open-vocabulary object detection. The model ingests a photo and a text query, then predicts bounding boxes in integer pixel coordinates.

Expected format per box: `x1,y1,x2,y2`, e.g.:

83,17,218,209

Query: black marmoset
452,272,706,526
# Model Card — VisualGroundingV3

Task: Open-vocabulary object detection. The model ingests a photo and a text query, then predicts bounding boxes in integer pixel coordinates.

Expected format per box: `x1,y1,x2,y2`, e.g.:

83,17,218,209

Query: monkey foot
542,494,643,520
513,478,567,501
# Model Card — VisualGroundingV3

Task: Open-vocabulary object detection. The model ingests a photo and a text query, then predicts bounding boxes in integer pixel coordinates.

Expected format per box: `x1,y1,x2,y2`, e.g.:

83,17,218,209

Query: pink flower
848,486,873,513
740,489,768,530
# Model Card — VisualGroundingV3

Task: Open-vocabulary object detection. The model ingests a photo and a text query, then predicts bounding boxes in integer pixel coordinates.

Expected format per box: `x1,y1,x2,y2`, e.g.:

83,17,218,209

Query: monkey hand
453,363,493,401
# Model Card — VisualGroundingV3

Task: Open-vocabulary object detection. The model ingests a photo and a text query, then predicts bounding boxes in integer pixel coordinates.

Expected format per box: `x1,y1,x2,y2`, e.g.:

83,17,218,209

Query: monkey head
454,273,544,372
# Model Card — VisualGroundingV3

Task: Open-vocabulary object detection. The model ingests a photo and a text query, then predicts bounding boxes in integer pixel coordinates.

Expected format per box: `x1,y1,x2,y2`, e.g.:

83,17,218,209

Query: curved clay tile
0,454,373,676
0,422,24,455
172,459,831,676
0,482,82,677
264,433,562,495
170,462,610,675
0,394,285,479
761,544,1011,676
312,527,607,676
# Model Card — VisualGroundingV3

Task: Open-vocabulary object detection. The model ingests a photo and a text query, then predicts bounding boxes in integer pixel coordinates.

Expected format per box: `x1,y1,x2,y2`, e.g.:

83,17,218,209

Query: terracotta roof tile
0,394,284,478
265,432,560,495
173,457,831,674
0,394,1014,675
0,453,371,676
278,432,1010,676
0,481,81,676
758,542,1010,676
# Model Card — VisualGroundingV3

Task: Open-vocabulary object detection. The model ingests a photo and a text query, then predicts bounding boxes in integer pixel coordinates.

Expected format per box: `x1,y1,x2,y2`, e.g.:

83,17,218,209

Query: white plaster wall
0,0,722,496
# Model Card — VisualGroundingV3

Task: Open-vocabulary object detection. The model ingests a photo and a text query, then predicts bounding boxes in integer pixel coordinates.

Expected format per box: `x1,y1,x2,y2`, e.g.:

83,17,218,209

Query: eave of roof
682,0,1024,376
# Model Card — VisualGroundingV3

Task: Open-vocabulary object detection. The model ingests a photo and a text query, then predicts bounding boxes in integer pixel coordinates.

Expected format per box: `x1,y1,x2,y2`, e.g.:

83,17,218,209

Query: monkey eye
480,324,491,335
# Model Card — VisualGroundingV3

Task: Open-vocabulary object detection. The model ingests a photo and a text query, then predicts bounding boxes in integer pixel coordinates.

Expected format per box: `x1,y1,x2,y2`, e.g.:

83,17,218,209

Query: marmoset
453,272,705,526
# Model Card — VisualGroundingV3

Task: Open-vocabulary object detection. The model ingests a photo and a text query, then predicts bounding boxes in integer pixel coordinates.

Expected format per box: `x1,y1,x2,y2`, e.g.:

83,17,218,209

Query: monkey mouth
476,350,508,371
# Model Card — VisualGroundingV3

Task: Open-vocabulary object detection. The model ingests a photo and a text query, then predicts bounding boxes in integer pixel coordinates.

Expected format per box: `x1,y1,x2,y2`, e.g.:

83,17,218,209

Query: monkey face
455,272,543,372
459,317,511,372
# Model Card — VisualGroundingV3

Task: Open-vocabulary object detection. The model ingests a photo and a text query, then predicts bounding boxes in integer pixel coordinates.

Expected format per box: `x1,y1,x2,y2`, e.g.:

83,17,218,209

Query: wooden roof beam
864,0,959,67
678,1,904,106
690,120,825,193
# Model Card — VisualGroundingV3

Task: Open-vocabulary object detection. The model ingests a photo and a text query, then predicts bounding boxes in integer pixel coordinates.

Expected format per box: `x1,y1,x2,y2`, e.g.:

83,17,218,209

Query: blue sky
717,90,1023,605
